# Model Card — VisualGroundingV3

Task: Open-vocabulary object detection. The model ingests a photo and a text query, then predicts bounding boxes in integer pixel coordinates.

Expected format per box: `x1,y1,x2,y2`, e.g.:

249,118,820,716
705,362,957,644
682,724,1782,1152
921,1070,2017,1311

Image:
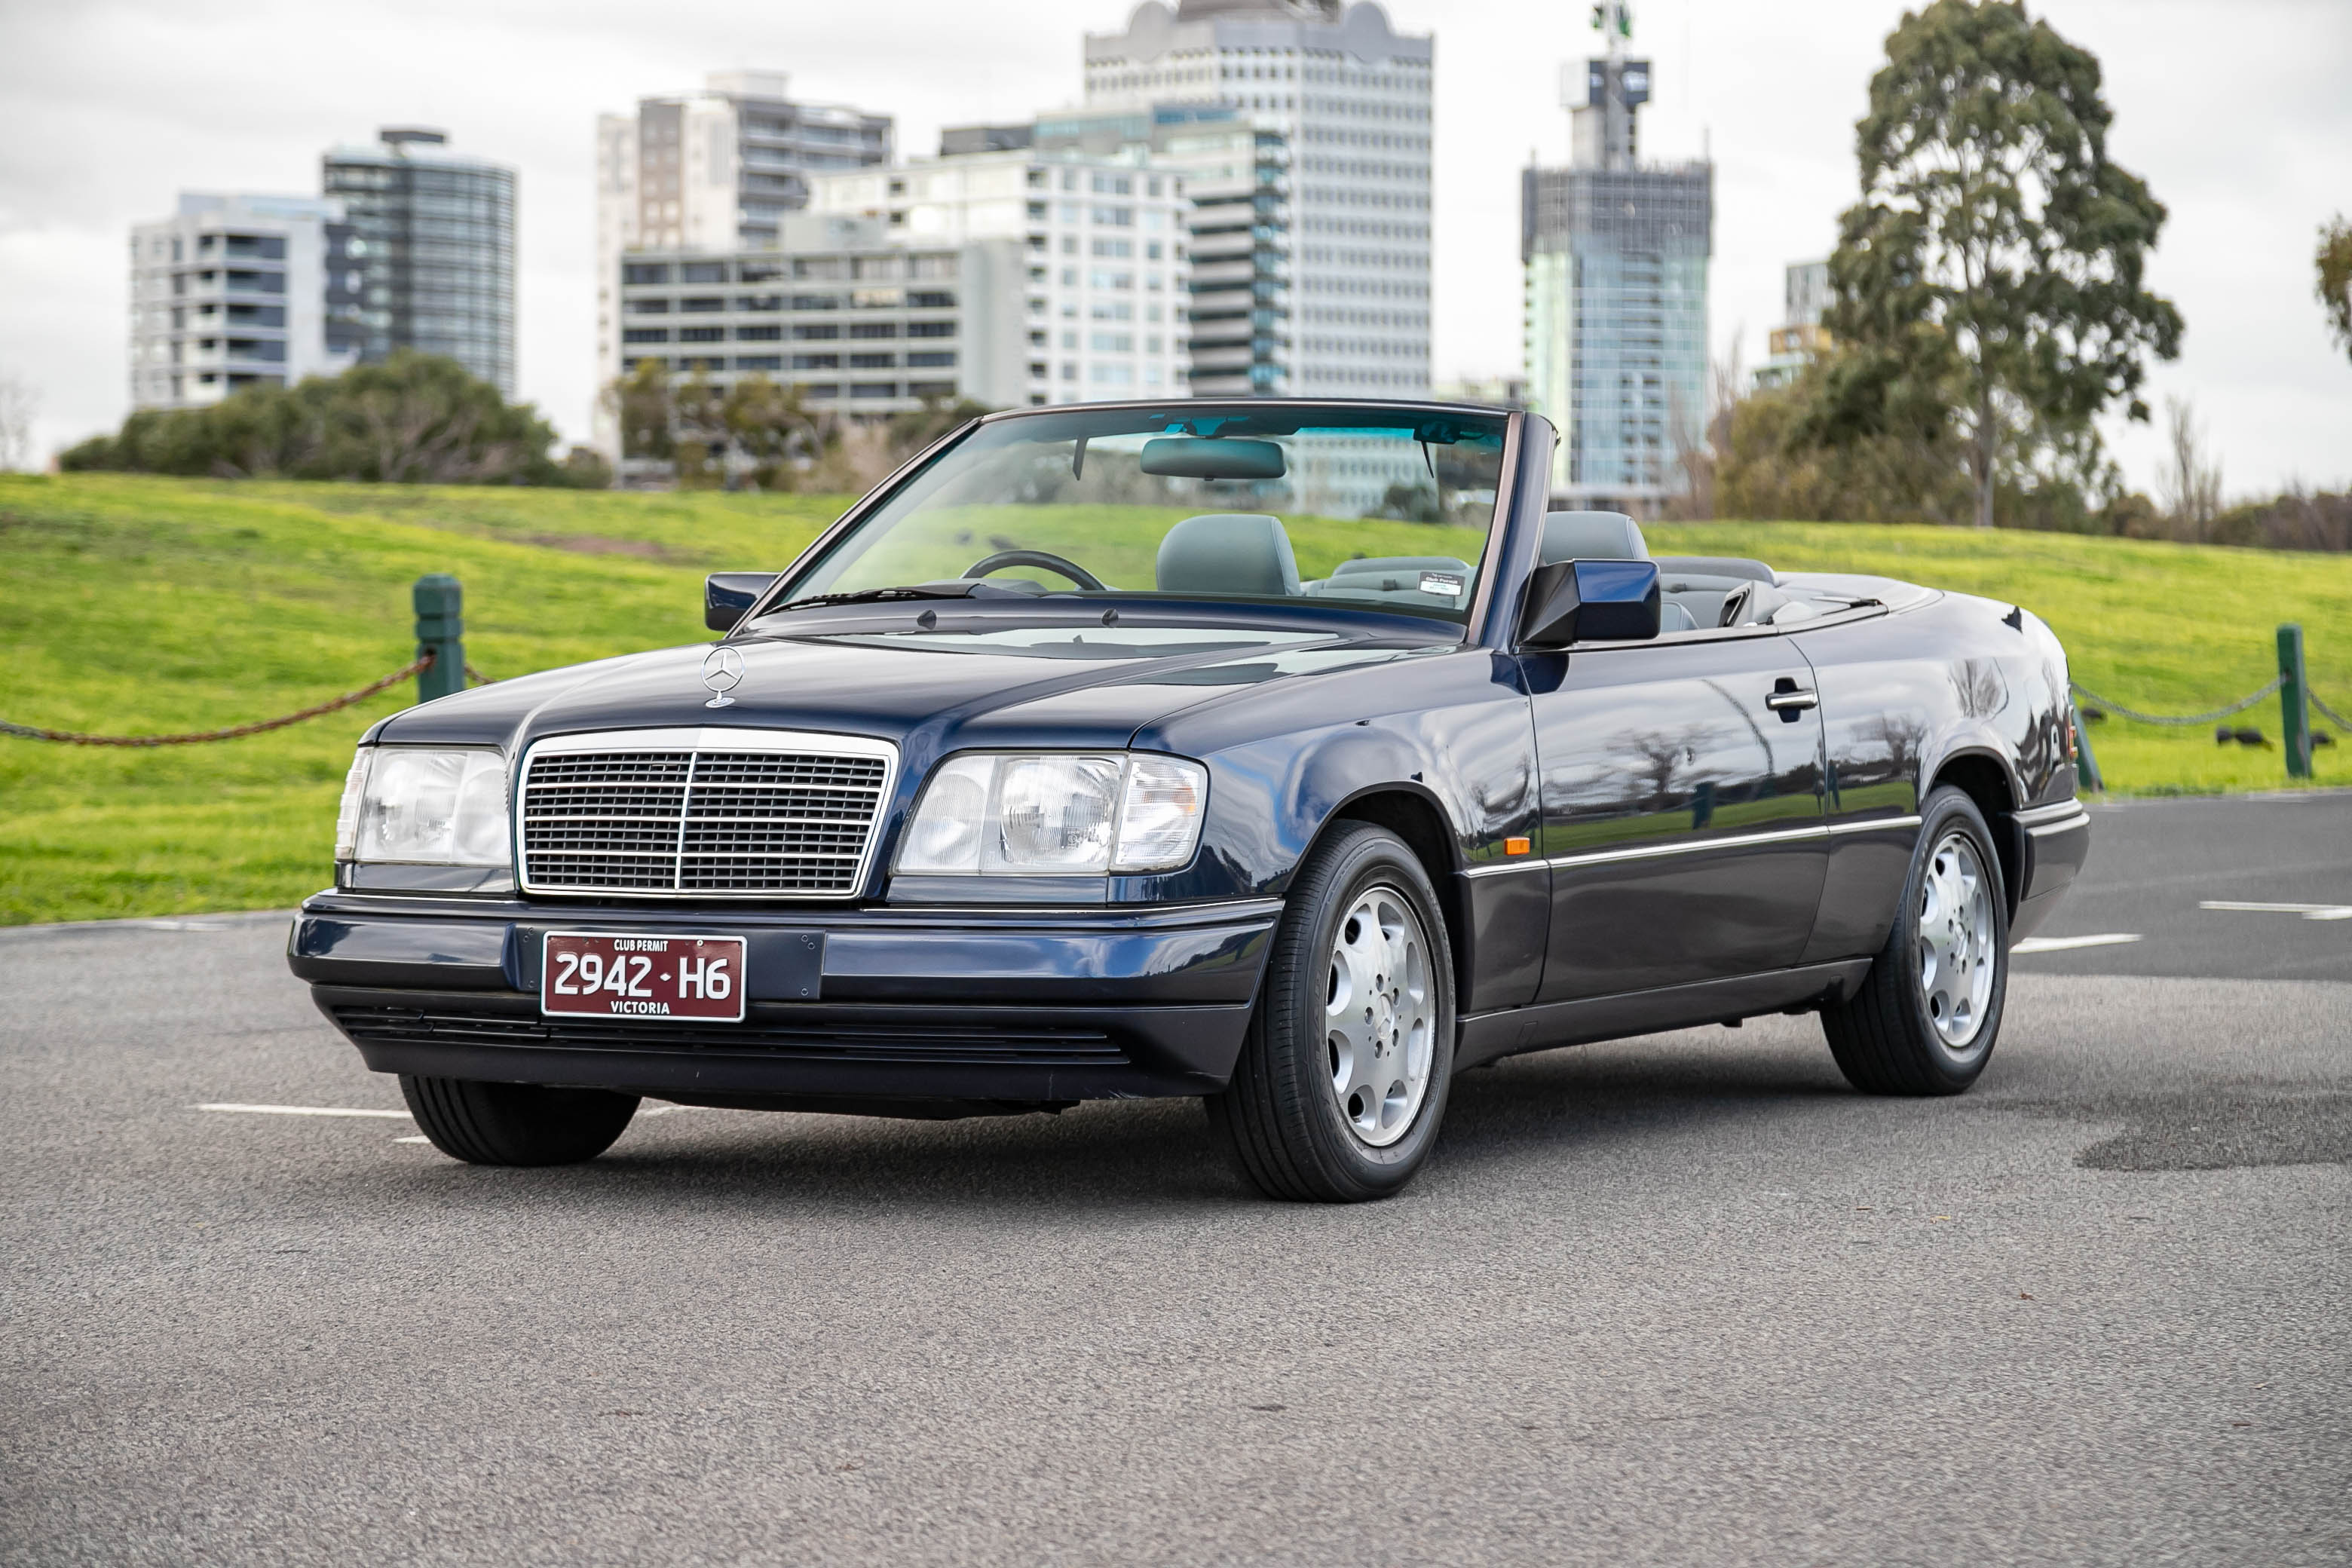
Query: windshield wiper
767,579,1050,614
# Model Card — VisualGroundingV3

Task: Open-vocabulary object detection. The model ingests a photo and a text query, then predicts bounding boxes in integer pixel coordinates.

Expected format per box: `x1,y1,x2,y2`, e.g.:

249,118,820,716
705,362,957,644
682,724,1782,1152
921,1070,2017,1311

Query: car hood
372,623,1440,758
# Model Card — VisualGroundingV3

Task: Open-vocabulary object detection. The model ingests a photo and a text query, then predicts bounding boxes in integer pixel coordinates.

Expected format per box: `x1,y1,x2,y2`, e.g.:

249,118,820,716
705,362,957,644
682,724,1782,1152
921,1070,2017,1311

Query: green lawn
2,474,2346,925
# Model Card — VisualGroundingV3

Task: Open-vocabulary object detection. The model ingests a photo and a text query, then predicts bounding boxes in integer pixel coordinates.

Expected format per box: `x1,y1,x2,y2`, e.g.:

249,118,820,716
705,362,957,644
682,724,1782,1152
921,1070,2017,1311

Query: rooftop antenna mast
1593,2,1634,170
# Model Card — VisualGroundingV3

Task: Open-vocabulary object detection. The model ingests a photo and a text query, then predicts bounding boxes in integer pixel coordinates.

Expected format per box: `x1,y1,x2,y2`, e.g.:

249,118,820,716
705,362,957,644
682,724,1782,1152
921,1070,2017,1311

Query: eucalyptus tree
2320,215,2352,366
1826,0,2182,528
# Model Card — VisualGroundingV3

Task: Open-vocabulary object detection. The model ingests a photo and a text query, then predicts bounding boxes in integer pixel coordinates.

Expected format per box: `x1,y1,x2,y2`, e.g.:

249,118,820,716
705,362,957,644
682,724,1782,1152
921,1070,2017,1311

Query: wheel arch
1317,785,1472,1007
1927,747,2023,913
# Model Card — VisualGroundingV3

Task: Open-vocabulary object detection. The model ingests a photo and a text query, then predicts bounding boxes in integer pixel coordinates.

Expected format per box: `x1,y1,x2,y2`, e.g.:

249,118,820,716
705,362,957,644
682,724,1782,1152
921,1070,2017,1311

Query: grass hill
2,473,2347,925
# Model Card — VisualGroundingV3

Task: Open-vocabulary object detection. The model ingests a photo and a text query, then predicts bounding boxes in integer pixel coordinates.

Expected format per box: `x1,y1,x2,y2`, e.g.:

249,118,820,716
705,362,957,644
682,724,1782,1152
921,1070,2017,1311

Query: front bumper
289,892,1279,1101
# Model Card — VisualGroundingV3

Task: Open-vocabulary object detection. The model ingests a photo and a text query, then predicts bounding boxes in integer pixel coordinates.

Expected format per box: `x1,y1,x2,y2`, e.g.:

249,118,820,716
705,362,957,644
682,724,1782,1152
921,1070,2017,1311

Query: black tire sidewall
1900,788,2011,1089
1271,825,1456,1193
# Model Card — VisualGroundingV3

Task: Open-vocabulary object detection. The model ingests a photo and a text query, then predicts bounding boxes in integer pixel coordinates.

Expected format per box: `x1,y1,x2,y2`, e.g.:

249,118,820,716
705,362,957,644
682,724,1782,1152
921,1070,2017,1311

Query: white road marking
2013,933,2143,954
393,1135,430,1144
197,1103,412,1119
2199,901,2352,922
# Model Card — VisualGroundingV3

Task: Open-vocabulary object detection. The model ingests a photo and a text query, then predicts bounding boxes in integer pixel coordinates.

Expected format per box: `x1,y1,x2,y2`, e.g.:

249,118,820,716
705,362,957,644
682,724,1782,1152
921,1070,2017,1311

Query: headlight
898,752,1208,876
338,747,512,867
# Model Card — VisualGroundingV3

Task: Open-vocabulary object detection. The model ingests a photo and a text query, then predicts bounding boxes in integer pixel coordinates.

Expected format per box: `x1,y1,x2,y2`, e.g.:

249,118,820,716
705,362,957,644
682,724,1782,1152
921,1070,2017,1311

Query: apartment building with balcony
1081,0,1434,400
611,214,1025,446
1011,103,1284,400
127,193,359,411
596,72,895,436
323,128,516,394
809,149,1190,406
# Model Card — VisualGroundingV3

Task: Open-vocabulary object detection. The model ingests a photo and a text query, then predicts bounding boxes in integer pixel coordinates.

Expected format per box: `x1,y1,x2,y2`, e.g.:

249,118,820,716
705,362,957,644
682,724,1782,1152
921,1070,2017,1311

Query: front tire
1208,822,1455,1202
1821,786,2010,1095
400,1076,639,1165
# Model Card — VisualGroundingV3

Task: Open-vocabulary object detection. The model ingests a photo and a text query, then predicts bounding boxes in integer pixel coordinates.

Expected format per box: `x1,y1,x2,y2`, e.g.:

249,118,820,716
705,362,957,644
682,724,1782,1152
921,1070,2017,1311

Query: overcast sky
2,0,2346,498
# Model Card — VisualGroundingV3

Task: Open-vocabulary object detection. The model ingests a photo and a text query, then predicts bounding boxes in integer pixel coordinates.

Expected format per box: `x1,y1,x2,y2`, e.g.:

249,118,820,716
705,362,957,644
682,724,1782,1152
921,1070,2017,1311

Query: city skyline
4,0,2347,498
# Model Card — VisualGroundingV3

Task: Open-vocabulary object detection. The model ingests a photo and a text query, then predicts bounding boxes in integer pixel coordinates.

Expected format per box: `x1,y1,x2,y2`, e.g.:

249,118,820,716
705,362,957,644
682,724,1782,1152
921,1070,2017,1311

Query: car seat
1156,514,1302,597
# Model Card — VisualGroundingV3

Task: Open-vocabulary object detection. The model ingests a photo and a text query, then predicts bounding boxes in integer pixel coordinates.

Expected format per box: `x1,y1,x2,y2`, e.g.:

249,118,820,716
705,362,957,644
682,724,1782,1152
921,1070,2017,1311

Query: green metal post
2070,699,2103,792
2277,623,2311,779
413,574,465,704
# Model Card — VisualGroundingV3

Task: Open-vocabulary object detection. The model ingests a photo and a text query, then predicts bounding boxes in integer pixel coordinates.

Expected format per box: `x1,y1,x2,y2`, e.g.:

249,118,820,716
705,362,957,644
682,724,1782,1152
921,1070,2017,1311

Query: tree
60,353,588,485
0,369,38,471
721,375,831,489
1827,0,2182,528
607,360,675,462
1716,355,1971,525
2158,394,2221,539
2320,215,2352,366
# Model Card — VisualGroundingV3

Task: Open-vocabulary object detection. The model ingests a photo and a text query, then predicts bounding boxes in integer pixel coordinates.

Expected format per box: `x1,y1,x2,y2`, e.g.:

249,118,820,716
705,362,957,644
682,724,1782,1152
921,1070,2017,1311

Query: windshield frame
733,399,1530,644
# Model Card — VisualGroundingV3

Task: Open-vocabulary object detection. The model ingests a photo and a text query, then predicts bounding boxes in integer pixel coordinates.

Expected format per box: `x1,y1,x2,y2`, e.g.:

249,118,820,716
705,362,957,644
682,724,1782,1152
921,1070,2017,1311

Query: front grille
331,1005,1128,1068
519,730,894,899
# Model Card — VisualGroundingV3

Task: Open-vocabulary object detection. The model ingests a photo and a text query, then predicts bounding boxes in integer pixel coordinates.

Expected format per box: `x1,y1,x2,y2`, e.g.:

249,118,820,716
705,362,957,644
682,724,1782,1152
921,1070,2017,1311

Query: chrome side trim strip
2014,800,2089,828
2024,810,2092,838
1545,823,1827,870
1465,813,1923,877
1826,813,1924,835
1462,859,1549,879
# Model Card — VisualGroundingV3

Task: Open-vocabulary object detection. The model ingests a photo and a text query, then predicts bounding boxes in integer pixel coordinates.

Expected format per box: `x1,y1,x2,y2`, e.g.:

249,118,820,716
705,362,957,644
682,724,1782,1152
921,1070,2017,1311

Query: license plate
541,932,746,1021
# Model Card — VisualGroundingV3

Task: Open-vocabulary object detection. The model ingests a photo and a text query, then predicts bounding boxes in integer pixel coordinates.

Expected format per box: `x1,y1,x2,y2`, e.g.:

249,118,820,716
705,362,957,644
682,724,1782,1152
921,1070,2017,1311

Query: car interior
1144,508,1797,633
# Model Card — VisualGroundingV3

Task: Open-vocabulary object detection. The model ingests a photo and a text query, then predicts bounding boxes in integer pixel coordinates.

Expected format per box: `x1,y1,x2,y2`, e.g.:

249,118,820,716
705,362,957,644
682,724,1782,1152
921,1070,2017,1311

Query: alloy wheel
1325,884,1435,1147
1916,830,1997,1050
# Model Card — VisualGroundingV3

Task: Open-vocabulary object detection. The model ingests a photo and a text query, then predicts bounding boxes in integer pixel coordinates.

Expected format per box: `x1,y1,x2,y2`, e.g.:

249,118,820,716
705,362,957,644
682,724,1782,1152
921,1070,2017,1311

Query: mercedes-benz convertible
288,399,2090,1201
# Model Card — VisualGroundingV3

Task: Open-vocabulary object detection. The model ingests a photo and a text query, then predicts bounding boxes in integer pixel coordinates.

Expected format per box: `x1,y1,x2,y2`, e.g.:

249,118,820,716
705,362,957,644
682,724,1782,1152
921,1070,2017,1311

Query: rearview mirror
1518,559,1661,648
1138,436,1288,480
706,571,779,631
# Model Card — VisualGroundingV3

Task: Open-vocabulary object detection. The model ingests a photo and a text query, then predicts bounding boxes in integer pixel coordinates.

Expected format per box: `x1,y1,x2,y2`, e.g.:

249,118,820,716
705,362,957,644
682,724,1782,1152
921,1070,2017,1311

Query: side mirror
1518,559,1661,648
706,572,779,632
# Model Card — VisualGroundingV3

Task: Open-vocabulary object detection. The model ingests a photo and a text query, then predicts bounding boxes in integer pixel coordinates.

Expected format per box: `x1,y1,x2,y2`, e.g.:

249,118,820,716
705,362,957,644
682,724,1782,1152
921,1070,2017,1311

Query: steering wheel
963,549,1107,592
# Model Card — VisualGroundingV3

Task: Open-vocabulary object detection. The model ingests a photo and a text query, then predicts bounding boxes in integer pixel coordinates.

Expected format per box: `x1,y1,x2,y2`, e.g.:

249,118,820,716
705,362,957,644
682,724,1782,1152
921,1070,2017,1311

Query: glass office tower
323,128,517,395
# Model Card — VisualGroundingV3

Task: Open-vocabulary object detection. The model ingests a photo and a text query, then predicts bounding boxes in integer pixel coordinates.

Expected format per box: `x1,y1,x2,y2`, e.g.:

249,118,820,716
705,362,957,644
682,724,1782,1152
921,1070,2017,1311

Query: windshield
772,404,1510,626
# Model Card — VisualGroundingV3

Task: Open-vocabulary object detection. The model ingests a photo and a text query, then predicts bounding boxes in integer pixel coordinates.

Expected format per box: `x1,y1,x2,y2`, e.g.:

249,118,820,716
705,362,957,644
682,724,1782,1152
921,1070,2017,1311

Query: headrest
1540,510,1649,565
1156,514,1300,598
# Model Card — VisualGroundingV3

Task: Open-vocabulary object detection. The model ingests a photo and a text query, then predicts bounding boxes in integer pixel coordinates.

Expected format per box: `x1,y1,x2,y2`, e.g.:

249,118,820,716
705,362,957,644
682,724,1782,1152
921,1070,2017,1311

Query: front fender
1135,650,1544,1011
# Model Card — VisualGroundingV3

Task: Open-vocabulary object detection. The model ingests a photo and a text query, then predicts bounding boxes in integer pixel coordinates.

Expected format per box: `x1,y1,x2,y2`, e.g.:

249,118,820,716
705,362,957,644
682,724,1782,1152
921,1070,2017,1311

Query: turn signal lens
898,752,1210,877
1114,755,1208,871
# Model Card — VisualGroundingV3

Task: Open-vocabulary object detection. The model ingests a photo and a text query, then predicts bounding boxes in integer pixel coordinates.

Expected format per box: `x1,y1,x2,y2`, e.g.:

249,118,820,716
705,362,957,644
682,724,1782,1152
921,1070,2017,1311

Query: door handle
1766,688,1819,712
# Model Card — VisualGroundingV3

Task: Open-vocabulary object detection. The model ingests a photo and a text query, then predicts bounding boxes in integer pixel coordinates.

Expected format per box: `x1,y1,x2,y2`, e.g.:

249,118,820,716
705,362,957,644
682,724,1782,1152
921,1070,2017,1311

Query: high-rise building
1755,260,1831,389
1522,17,1710,514
322,128,516,394
1017,103,1288,400
611,214,1028,452
126,194,360,411
595,72,896,441
1080,0,1433,400
813,147,1192,405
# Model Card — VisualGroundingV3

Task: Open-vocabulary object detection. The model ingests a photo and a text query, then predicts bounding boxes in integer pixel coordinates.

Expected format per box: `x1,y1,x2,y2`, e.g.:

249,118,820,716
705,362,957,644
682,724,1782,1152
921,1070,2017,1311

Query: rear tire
399,1075,639,1165
1208,822,1455,1202
1821,785,2009,1096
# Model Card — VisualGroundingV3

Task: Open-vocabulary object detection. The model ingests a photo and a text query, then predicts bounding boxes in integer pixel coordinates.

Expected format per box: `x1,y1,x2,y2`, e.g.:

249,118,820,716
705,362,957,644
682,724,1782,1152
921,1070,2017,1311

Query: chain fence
2068,676,2286,728
1,654,434,748
2312,688,2352,731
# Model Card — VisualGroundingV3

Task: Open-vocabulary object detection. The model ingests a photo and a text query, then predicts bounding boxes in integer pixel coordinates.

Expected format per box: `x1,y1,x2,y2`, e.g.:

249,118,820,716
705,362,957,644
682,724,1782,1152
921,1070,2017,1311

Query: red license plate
541,933,746,1022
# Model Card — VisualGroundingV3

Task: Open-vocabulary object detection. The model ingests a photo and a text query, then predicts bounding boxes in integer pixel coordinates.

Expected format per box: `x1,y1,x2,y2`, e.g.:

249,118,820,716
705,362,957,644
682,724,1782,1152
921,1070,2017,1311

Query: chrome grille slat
518,729,895,900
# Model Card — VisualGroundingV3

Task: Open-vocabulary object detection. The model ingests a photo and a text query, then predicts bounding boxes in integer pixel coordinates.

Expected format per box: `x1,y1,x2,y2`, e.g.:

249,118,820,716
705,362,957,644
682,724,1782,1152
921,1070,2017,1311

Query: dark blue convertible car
289,399,2090,1200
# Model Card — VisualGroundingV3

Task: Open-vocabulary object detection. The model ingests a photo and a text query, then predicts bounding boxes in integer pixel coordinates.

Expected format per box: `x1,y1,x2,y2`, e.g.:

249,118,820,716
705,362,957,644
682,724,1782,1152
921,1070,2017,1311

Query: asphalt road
3,795,2347,1566
2013,790,2352,982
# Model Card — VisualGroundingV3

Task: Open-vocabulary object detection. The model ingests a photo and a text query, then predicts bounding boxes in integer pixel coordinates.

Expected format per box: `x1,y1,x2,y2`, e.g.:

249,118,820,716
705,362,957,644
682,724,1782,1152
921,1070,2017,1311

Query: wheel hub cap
1916,829,1996,1052
1325,885,1435,1148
